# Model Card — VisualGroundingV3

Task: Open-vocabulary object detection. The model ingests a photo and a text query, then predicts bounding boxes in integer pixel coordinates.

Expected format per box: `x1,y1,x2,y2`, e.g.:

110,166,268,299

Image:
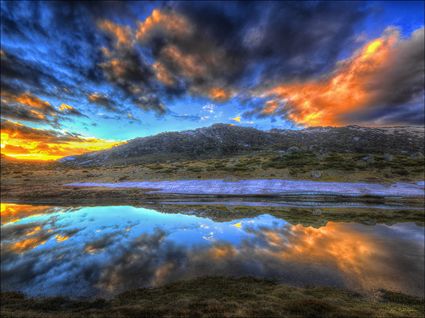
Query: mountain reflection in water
1,203,424,298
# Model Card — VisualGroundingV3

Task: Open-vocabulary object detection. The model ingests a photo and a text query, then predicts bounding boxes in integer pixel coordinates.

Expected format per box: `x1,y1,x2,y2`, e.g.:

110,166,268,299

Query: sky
1,1,424,160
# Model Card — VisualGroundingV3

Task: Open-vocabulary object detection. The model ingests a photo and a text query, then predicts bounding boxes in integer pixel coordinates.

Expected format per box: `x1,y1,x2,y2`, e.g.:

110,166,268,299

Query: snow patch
66,179,425,197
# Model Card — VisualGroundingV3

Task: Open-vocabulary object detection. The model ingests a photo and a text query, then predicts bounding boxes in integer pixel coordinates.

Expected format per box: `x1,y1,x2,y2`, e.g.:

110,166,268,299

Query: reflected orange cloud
258,28,410,126
1,120,122,161
208,244,237,260
1,203,54,224
85,245,101,254
7,223,49,253
10,237,47,253
26,225,42,236
260,222,403,292
55,234,70,242
152,263,175,286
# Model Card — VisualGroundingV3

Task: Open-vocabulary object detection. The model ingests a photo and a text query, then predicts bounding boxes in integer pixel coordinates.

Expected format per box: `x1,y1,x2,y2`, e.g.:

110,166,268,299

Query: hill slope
59,124,424,166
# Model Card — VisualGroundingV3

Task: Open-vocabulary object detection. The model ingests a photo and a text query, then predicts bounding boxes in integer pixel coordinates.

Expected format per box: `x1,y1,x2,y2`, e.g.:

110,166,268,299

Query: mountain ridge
59,124,424,166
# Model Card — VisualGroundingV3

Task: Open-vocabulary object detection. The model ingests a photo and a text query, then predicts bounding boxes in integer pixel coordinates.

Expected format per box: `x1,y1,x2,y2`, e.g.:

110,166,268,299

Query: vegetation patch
1,277,423,318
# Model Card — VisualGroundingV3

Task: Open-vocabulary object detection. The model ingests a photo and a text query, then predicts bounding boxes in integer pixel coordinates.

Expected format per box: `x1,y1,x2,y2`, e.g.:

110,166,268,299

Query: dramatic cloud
95,2,368,106
99,45,166,114
87,92,118,112
1,1,165,120
253,27,425,126
1,90,85,124
1,120,122,160
98,20,133,48
179,1,365,78
0,1,423,161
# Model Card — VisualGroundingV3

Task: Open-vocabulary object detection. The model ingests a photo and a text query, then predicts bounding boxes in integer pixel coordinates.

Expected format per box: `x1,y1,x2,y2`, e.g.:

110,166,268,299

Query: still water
1,203,424,298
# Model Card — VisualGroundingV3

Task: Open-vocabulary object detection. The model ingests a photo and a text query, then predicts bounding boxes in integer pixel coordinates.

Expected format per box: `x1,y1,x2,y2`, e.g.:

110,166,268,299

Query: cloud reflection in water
1,205,423,298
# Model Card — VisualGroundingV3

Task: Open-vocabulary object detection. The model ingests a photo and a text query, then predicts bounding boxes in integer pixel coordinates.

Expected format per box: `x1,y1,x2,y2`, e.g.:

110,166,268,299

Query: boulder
287,146,300,154
410,152,424,159
383,153,394,161
310,170,322,178
362,154,374,163
312,209,322,216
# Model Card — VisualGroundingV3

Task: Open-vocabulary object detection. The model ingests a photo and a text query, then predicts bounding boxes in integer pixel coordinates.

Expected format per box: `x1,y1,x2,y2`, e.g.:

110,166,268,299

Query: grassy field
1,151,424,204
1,277,424,318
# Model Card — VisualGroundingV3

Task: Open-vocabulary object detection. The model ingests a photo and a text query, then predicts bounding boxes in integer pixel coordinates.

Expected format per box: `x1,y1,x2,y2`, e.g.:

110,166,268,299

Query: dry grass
1,152,423,205
1,277,424,318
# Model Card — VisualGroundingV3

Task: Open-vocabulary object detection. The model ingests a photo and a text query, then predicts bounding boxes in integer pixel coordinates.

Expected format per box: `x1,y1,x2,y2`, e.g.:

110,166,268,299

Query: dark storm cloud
1,103,49,123
1,1,422,126
0,1,164,119
0,1,370,119
144,1,367,91
0,99,86,125
1,119,84,143
345,27,425,125
0,49,66,97
99,46,166,113
87,92,118,112
58,104,87,118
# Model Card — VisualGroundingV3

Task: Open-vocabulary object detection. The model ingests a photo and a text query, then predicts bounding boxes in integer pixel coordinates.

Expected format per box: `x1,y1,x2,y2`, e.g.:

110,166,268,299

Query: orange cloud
152,62,175,86
58,104,74,112
136,9,191,42
258,27,420,126
107,58,127,77
208,87,232,102
1,91,54,114
98,20,133,47
231,116,241,123
14,93,52,110
1,120,122,161
162,45,208,79
1,91,85,121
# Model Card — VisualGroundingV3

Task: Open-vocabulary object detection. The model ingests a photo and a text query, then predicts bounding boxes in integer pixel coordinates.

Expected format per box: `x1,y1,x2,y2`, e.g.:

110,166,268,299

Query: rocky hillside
60,124,424,166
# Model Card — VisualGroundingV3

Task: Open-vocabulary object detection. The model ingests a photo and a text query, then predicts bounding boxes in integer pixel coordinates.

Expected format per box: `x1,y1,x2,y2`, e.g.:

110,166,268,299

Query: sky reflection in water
1,203,424,298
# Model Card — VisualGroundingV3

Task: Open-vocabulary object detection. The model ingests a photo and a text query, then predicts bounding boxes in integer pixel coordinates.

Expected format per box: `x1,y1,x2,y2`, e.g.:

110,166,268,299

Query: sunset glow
1,203,54,224
1,121,122,160
0,1,423,158
259,28,416,126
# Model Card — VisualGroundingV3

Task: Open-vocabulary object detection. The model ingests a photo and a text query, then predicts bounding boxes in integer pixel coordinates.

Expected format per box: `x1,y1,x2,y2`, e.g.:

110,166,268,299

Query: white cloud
202,104,216,114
